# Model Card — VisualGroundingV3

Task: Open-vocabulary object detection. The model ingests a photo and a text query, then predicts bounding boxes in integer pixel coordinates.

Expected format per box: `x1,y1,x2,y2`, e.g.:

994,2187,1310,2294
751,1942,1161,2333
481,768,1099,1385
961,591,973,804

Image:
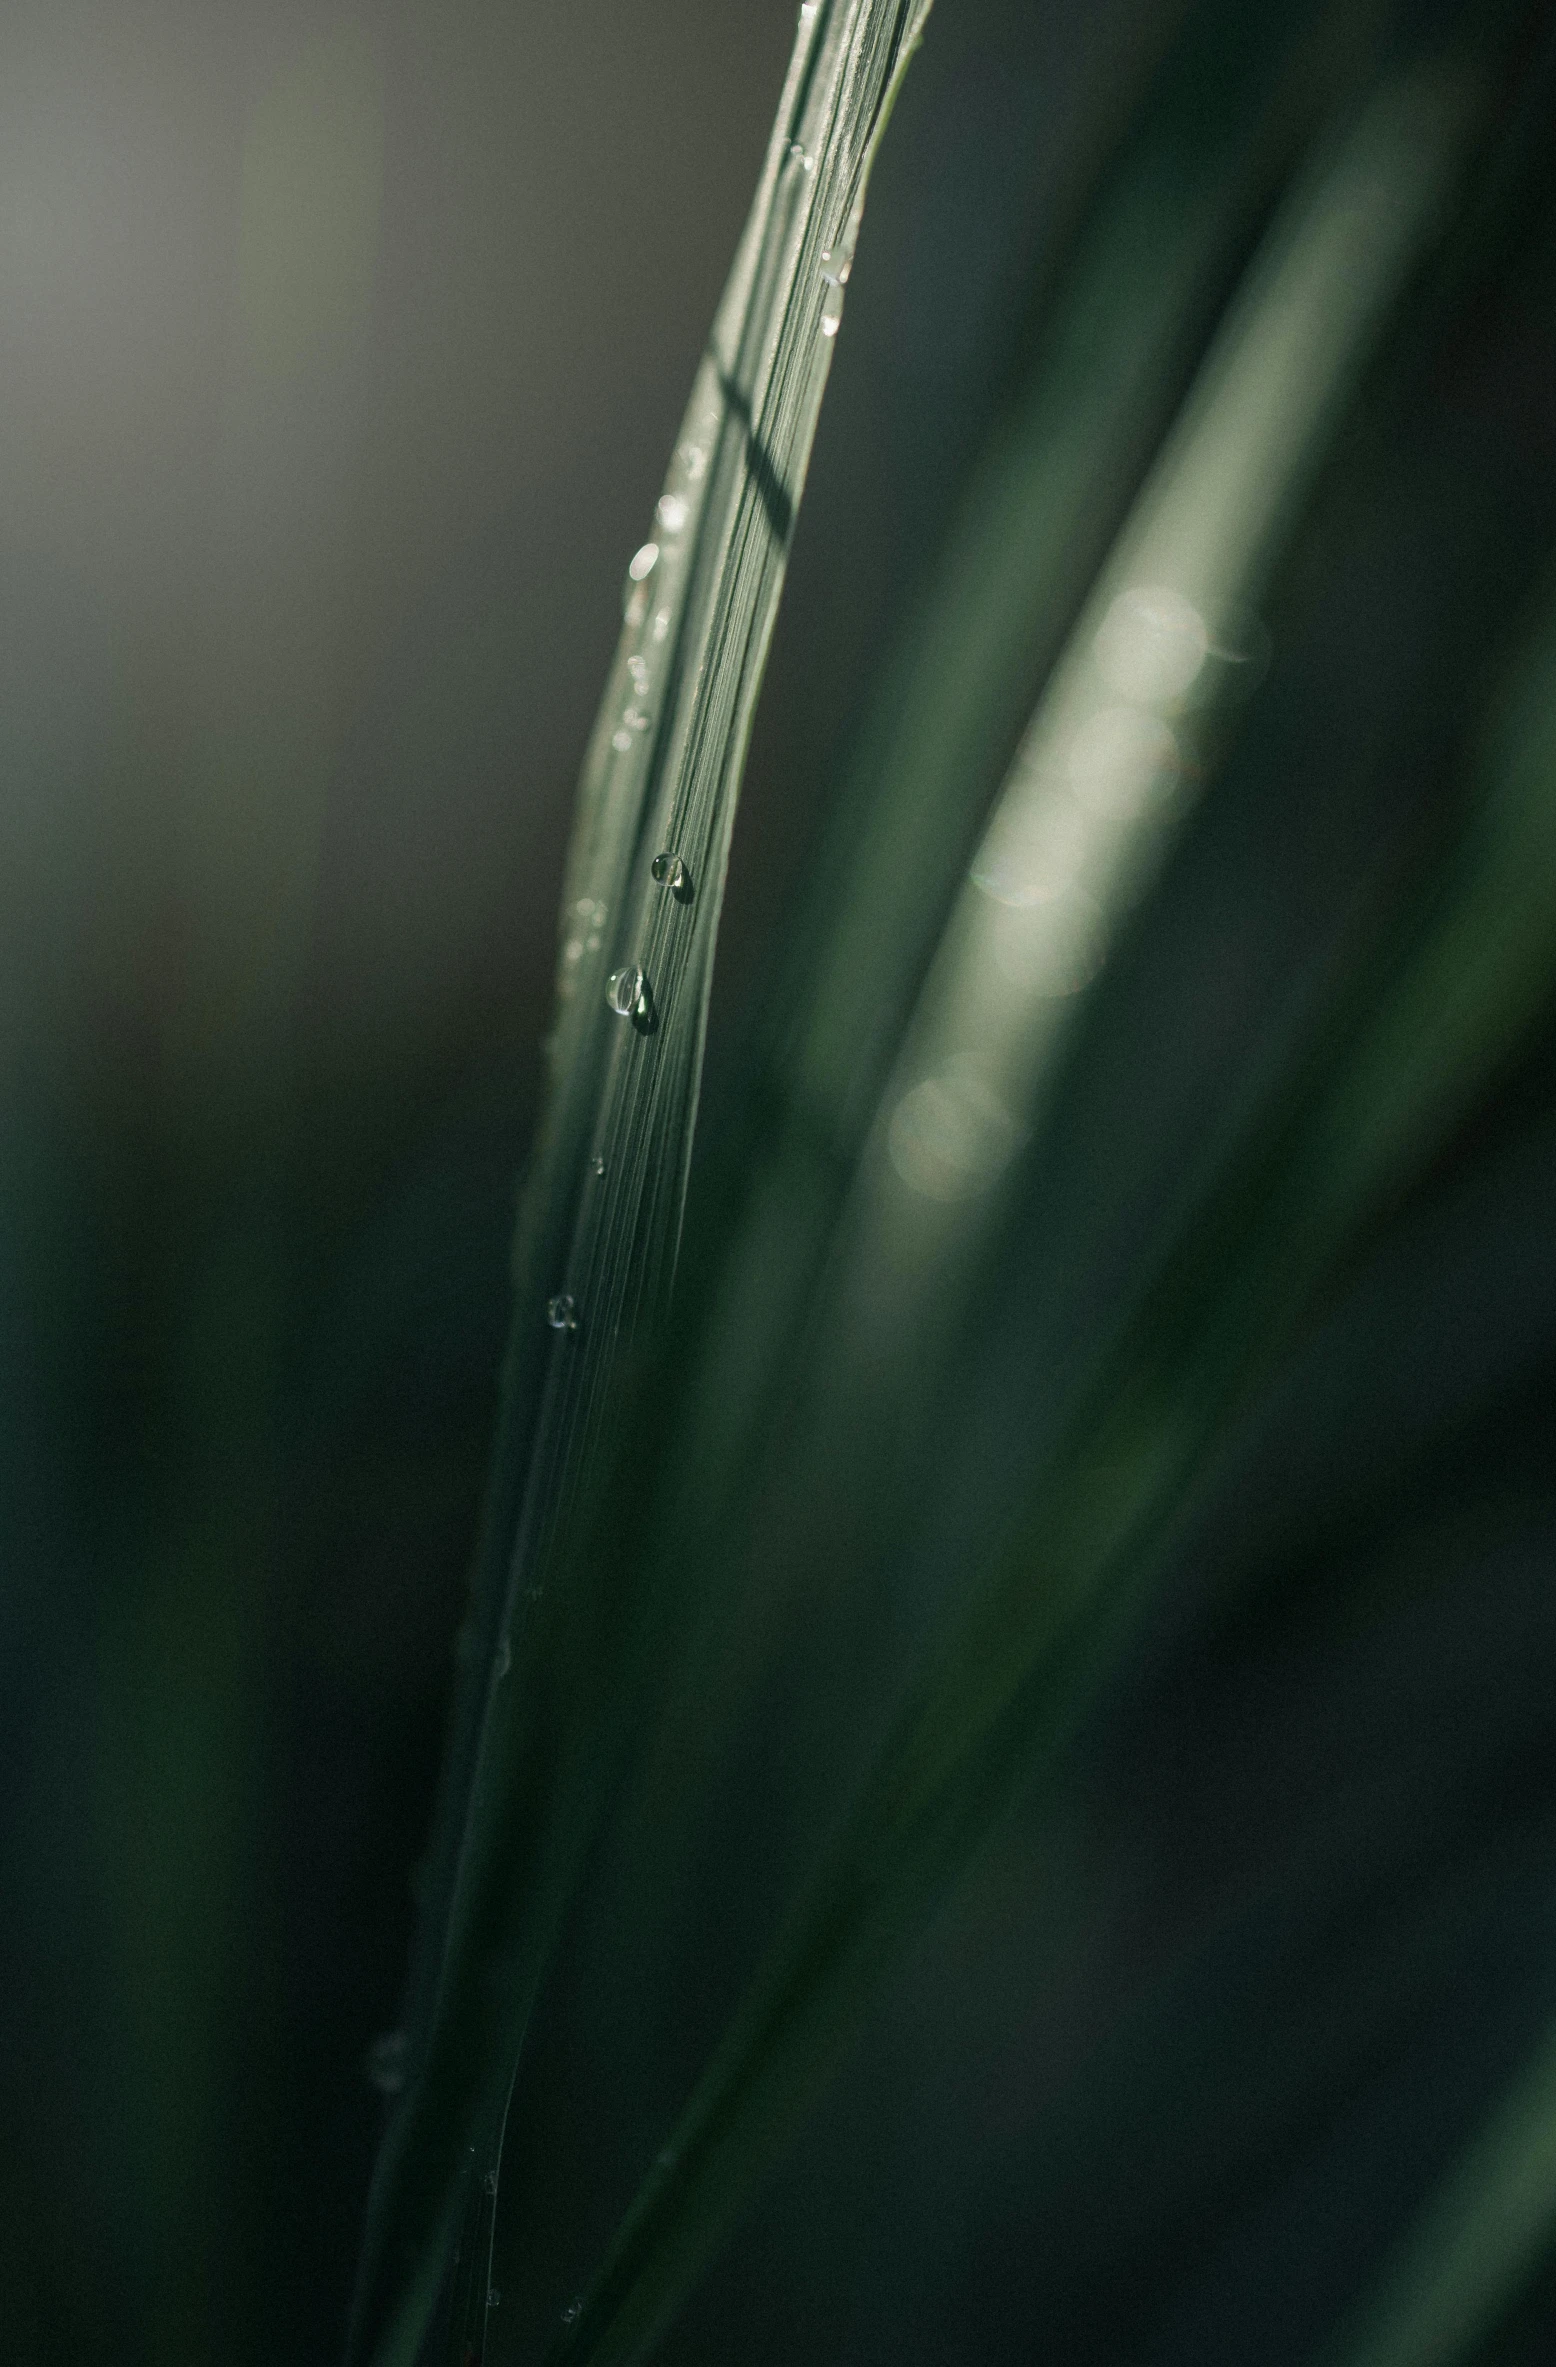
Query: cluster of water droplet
819,241,851,337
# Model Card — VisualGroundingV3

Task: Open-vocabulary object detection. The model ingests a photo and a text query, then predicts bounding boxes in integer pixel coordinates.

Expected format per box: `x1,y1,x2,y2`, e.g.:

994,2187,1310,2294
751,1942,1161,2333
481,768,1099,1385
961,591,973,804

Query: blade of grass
815,48,1480,1379
345,7,934,2365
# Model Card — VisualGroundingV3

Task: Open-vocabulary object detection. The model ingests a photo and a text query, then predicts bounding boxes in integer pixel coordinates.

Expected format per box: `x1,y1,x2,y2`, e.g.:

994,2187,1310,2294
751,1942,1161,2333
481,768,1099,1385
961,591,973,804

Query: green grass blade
819,51,1478,1375
344,7,934,2365
783,0,1390,1142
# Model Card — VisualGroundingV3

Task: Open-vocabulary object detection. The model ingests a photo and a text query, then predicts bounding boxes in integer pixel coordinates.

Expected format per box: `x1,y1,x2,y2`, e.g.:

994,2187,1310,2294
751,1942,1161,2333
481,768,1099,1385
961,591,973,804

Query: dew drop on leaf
819,247,851,339
651,851,689,895
607,966,645,1018
546,1293,579,1331
621,542,658,621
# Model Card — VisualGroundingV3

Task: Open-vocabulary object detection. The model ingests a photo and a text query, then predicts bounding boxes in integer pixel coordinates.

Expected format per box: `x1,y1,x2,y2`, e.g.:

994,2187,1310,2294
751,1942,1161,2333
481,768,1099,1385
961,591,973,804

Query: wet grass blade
344,7,934,2365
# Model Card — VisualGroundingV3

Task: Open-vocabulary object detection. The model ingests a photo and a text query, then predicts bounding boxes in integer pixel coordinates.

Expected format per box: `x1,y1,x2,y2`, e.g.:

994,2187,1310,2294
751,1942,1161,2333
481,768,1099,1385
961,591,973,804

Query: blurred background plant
5,2,1556,2365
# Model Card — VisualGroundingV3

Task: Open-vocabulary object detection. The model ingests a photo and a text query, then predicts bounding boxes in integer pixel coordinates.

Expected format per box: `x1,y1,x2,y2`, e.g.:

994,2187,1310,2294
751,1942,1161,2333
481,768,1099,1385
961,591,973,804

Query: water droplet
628,654,649,691
819,238,854,338
657,493,688,535
487,2287,501,2310
562,2301,582,2327
651,851,690,896
547,1292,579,1331
651,608,670,643
590,1153,607,1178
677,441,707,480
493,1635,512,1679
622,704,649,733
787,141,815,173
483,2168,499,2196
367,2030,408,2095
622,544,658,621
607,965,645,1018
612,729,633,753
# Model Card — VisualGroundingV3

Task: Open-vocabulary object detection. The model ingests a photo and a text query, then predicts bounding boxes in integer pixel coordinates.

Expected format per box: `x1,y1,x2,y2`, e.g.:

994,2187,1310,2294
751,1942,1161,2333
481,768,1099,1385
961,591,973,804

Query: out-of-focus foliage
5,2,1556,2366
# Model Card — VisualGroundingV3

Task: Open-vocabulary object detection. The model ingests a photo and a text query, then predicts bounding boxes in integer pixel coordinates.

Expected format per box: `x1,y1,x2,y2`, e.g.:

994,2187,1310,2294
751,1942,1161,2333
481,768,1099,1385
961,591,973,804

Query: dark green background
4,2,1556,2363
